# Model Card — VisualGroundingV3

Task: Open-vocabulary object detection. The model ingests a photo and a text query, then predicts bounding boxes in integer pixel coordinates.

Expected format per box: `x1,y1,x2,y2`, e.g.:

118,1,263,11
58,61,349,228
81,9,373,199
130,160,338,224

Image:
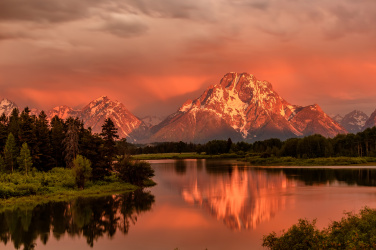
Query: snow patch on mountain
0,98,18,116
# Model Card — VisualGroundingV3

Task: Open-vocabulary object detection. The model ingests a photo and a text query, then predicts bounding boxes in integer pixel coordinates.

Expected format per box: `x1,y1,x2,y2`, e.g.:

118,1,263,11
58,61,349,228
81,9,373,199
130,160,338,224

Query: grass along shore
132,152,376,166
0,167,155,209
246,156,376,166
131,152,239,160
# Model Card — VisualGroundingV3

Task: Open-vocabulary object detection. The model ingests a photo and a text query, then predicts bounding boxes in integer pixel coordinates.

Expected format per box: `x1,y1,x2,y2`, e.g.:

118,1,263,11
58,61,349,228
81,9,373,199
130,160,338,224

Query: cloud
231,0,270,10
0,30,28,40
322,3,376,39
98,14,149,38
0,0,101,23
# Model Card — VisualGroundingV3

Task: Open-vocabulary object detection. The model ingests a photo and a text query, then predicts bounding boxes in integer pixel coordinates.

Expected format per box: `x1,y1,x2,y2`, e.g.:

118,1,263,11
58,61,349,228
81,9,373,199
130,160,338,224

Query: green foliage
4,133,18,173
72,155,92,189
115,156,154,186
17,142,33,175
0,155,5,172
263,219,323,250
263,207,376,249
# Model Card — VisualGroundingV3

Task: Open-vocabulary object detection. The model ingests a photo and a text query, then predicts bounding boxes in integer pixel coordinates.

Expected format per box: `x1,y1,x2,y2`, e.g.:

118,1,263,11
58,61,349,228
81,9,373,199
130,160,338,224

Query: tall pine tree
8,108,20,146
100,118,119,167
63,117,79,168
19,107,38,156
100,118,119,177
17,142,33,175
35,111,53,171
51,116,65,168
4,133,18,173
0,113,8,152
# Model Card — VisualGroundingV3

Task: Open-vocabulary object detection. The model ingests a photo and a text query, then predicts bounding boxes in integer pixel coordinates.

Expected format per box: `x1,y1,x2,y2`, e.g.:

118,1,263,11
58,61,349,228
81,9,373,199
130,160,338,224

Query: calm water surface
2,159,376,250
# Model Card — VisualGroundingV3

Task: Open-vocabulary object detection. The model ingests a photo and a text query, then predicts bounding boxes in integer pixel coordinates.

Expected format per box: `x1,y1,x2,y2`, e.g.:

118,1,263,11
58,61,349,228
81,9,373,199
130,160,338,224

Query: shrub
115,155,154,187
263,207,376,249
72,155,92,189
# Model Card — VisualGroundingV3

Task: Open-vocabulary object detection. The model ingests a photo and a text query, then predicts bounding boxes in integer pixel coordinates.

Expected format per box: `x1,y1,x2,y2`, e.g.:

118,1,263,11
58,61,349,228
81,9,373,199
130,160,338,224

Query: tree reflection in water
0,189,154,250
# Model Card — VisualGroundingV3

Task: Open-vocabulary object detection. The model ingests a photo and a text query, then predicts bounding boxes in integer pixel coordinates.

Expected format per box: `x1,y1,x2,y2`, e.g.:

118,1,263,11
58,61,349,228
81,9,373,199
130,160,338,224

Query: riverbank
246,156,376,166
133,153,376,166
0,167,154,209
131,152,239,160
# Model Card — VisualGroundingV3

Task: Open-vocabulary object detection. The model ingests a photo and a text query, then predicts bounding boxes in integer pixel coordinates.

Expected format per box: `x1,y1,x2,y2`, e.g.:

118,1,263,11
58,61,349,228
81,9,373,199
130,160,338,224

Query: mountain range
1,72,376,143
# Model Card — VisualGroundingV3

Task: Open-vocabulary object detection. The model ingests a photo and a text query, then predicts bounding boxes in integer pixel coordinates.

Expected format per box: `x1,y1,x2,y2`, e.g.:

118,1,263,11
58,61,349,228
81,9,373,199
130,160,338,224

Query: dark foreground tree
63,118,79,168
100,118,119,164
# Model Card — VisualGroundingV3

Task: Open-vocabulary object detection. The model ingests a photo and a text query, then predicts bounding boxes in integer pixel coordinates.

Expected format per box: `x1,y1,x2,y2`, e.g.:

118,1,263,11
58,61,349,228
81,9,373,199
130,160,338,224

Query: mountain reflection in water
172,160,297,231
0,190,154,250
164,160,376,232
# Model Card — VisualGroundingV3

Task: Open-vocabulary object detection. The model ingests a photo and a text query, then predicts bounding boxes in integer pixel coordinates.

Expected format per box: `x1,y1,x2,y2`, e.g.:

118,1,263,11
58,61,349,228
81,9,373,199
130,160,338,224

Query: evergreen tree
79,127,106,180
4,133,18,173
100,118,119,168
0,155,5,173
8,108,20,146
19,107,35,144
63,118,79,168
50,116,65,168
0,113,8,151
17,142,33,175
226,138,233,153
35,111,53,171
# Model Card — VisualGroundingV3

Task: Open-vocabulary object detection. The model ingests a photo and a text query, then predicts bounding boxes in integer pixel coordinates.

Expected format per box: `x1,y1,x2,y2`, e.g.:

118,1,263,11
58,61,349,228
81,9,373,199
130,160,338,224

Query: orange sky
1,0,376,117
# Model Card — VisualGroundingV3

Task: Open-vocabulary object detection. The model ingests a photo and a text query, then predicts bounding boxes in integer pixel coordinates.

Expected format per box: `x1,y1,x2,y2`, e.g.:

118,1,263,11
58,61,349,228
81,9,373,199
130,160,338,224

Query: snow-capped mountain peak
79,96,146,139
0,98,18,116
150,72,347,143
340,110,369,133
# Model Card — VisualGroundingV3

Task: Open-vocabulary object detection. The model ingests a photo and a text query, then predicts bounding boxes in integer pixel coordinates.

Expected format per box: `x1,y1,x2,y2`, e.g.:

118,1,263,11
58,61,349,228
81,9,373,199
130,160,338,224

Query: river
2,159,376,249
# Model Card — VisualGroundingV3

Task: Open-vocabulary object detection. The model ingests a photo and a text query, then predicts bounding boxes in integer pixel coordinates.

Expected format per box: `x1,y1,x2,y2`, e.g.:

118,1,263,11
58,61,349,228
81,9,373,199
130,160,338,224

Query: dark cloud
99,16,149,38
120,0,199,19
0,0,88,23
231,0,270,10
323,4,376,39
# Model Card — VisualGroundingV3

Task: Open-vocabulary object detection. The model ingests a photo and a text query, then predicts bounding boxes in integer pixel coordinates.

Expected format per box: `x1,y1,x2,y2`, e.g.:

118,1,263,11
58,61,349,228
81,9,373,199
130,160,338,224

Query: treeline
251,127,376,158
128,139,234,155
129,127,376,158
0,107,126,181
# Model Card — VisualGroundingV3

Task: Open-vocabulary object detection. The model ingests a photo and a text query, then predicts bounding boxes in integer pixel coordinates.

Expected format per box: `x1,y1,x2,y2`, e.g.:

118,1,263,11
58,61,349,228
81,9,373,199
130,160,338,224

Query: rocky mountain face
332,114,343,124
48,96,148,141
364,109,376,130
78,96,147,140
141,115,165,128
47,105,80,120
0,98,18,116
150,72,347,143
0,96,147,142
339,110,369,133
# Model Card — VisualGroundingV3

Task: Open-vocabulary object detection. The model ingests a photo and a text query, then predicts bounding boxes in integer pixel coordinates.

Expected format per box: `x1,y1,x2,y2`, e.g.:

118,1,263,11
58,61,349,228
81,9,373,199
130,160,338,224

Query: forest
0,107,154,199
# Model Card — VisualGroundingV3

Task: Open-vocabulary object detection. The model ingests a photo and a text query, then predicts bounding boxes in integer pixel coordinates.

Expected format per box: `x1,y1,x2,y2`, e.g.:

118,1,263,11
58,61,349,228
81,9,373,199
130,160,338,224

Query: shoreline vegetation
132,152,376,166
0,166,156,209
263,207,376,249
